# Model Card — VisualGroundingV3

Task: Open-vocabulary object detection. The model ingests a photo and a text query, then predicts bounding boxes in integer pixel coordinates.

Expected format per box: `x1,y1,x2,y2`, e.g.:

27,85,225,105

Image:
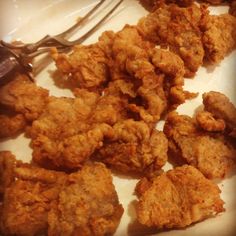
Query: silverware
0,0,123,85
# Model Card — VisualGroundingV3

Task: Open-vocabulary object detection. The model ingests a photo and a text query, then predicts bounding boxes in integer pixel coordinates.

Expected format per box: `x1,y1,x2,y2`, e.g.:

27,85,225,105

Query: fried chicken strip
164,111,236,178
135,165,225,229
0,152,123,236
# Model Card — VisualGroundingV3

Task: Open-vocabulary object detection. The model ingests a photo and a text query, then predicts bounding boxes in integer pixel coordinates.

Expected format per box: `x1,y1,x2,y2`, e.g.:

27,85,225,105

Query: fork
0,0,123,85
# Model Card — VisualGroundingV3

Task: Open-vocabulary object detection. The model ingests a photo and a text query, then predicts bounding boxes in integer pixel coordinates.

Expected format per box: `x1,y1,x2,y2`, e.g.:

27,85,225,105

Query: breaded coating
53,25,191,127
109,26,188,124
151,48,195,108
0,153,123,236
0,112,26,139
110,25,167,124
94,119,168,174
89,94,128,125
164,111,236,178
0,74,49,121
138,3,206,77
48,163,123,236
1,163,66,236
0,152,16,200
196,111,226,132
202,91,236,137
52,31,115,92
135,165,225,229
28,90,127,170
201,13,236,64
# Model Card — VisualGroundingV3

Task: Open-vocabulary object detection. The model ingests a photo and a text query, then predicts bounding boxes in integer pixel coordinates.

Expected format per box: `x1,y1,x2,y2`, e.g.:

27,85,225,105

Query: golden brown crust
202,91,236,137
196,111,226,132
136,165,225,228
0,113,27,139
27,90,129,170
0,152,16,200
201,13,236,64
0,74,49,121
137,3,206,77
52,31,115,93
0,153,123,236
164,111,236,178
94,119,168,174
47,163,123,236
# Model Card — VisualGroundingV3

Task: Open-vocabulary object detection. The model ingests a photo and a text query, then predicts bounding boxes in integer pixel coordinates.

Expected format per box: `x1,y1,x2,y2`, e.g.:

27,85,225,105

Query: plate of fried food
0,0,236,235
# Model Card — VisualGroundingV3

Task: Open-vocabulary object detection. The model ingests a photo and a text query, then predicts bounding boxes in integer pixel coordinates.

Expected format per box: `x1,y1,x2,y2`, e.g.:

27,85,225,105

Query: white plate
0,0,236,235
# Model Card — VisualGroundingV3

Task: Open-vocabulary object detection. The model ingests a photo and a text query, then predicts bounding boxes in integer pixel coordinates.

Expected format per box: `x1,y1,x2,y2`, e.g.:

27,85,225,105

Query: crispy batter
151,48,192,108
0,112,26,139
52,31,115,92
48,163,123,236
0,153,123,236
0,160,66,236
89,94,128,125
28,90,128,170
201,13,236,64
53,25,190,126
196,111,226,132
135,165,225,228
27,87,131,170
110,25,167,124
164,111,236,178
0,74,49,121
109,26,188,124
0,152,16,200
203,91,236,137
137,3,206,77
94,119,168,174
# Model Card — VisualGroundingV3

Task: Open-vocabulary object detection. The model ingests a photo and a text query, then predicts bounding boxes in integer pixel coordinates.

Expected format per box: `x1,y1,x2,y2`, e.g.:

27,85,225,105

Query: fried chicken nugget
28,89,129,170
202,91,236,137
135,165,224,229
110,25,189,124
0,74,49,121
138,3,206,77
94,119,168,174
52,31,115,92
48,162,123,236
0,153,123,236
201,13,236,64
0,160,66,236
164,111,236,178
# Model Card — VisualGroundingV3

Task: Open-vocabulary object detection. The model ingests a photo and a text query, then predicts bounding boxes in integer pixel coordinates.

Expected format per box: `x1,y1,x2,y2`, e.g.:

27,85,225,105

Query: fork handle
0,46,33,85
